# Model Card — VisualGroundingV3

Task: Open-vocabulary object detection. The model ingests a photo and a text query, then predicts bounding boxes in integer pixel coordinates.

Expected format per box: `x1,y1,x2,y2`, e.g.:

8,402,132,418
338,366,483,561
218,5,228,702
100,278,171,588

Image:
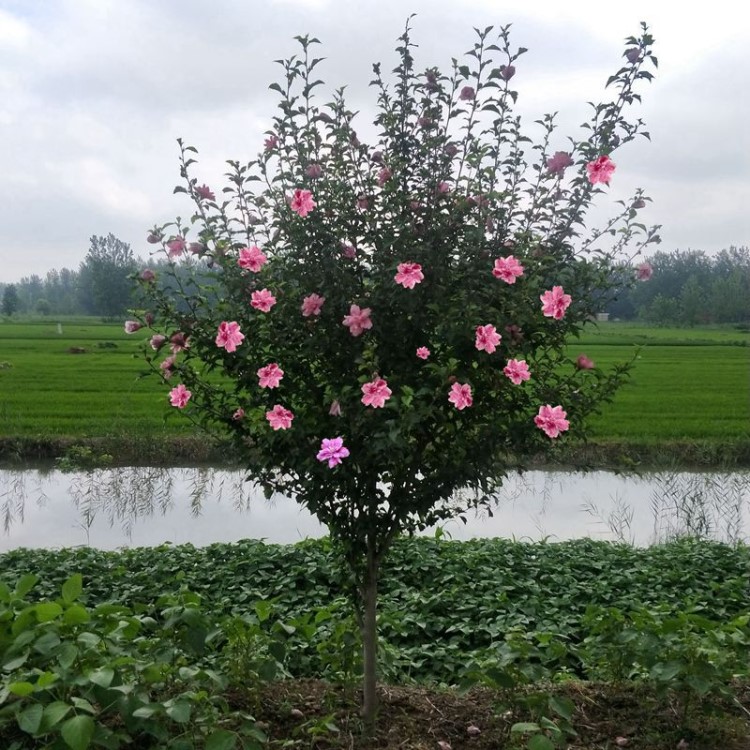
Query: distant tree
2,284,19,316
78,234,137,317
35,298,52,316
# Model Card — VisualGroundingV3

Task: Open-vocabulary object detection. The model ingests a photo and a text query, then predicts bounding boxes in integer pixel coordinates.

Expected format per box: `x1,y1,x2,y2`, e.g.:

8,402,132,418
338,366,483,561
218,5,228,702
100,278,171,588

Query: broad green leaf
61,714,95,750
528,735,556,750
58,642,78,670
64,605,90,625
17,703,44,735
9,681,35,697
62,574,83,604
14,574,38,598
88,668,114,688
166,701,192,723
35,602,63,622
206,729,237,750
3,651,29,671
41,701,71,731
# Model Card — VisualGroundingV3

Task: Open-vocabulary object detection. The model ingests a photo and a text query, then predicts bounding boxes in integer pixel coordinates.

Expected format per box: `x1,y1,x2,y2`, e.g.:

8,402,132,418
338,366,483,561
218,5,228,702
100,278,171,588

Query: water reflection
0,467,748,551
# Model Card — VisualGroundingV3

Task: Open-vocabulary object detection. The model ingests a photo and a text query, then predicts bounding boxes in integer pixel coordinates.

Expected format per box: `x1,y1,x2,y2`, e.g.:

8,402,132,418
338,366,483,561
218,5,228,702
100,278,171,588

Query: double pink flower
361,378,392,408
540,286,572,320
216,321,245,353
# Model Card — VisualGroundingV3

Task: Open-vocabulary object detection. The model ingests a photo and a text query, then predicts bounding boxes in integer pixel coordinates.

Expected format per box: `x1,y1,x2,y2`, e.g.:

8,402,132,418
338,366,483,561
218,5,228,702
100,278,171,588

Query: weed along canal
1,466,748,550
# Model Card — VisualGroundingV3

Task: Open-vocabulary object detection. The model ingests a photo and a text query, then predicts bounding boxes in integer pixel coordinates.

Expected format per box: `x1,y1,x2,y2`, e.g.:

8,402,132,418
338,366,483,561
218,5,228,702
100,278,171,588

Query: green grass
0,319,192,440
0,318,748,460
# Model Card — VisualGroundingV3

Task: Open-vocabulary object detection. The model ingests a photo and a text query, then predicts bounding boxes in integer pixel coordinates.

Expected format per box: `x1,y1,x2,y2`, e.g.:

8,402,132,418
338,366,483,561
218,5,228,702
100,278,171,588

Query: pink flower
305,163,323,179
576,354,595,370
636,262,653,281
492,255,525,284
166,237,186,258
475,324,501,354
361,378,392,408
459,85,475,101
170,332,189,353
257,363,284,389
448,382,473,410
160,355,176,378
140,269,155,282
266,404,294,430
232,408,245,421
377,167,392,186
329,400,342,416
251,289,276,312
540,286,572,320
546,151,574,175
238,245,267,273
195,184,215,201
290,188,316,217
371,150,383,163
169,383,191,409
356,195,370,210
394,262,424,289
632,198,646,209
534,404,570,438
437,181,451,195
416,347,430,360
586,155,616,186
341,243,357,259
499,64,516,81
188,242,204,255
150,334,166,350
301,293,325,317
124,320,142,334
503,359,531,385
215,321,245,353
316,437,350,468
264,135,278,151
444,143,459,157
147,232,162,244
342,304,372,337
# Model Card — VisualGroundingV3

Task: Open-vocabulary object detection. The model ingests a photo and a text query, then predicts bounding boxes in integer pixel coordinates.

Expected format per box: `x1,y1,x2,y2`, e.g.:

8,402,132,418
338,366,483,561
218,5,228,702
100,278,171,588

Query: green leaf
9,681,35,696
3,651,29,671
41,702,71,731
206,729,237,750
62,574,83,604
511,722,541,734
548,695,575,721
528,735,556,750
166,701,192,724
58,643,78,670
88,668,114,688
14,574,38,598
35,602,63,622
64,605,90,625
61,715,95,750
18,703,44,735
254,600,273,622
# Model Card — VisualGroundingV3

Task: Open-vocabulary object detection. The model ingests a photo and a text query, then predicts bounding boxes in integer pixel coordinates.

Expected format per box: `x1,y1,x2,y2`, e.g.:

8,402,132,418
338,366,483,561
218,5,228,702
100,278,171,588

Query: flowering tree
131,22,658,724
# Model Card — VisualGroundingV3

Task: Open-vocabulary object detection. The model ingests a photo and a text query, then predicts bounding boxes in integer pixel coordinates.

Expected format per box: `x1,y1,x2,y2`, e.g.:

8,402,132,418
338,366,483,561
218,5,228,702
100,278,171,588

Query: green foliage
1,537,748,686
78,235,138,319
3,284,19,317
0,575,267,749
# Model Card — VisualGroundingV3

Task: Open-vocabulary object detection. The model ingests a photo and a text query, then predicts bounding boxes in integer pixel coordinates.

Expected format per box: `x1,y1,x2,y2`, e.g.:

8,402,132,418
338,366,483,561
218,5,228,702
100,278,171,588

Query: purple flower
195,184,215,201
499,65,516,81
625,48,640,64
459,86,475,101
305,163,323,179
316,437,350,468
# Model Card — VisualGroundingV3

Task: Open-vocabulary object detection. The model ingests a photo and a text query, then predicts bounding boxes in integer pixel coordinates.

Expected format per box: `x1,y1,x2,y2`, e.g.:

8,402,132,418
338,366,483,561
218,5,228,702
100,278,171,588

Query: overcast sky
1,0,748,283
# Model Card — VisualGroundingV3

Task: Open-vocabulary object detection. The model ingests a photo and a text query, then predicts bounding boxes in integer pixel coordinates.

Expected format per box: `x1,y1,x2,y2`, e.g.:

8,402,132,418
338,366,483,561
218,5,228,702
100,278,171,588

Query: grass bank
1,318,748,467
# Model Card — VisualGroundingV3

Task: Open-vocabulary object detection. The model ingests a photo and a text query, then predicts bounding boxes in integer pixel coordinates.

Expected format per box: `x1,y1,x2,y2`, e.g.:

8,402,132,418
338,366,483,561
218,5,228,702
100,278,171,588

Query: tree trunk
361,538,379,730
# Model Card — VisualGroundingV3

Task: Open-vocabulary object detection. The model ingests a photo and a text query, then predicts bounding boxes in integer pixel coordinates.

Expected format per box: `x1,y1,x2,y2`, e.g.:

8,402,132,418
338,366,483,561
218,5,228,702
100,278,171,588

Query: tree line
606,247,750,325
1,239,749,326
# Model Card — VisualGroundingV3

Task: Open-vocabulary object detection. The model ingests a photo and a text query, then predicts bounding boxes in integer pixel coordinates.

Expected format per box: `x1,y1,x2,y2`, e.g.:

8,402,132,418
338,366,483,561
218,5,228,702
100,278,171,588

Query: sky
1,0,748,283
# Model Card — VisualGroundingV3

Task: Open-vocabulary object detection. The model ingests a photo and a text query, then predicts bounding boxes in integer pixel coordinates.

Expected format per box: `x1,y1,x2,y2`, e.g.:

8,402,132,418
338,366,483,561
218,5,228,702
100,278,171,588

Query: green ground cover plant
2,537,749,748
1,319,748,464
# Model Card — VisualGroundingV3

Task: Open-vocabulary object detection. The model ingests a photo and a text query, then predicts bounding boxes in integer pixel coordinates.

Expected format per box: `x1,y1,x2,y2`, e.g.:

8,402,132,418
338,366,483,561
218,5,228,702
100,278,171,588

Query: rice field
0,318,747,448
